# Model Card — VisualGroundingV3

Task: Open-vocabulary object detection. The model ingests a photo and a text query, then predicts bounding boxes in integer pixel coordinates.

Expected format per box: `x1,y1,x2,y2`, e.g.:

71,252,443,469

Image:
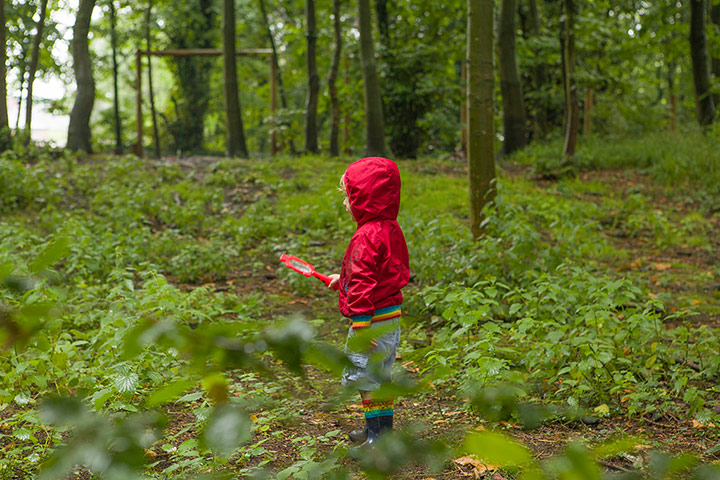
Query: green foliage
515,131,720,208
0,147,719,479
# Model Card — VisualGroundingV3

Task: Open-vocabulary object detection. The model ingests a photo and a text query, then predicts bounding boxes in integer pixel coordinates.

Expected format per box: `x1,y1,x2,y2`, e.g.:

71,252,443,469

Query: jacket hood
344,157,401,226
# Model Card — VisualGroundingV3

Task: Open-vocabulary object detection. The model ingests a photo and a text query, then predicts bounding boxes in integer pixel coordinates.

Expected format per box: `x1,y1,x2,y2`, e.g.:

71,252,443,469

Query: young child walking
327,157,410,449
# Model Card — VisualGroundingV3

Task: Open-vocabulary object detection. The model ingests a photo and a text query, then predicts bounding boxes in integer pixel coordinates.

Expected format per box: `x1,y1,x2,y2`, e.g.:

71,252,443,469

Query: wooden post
583,87,594,136
270,55,278,155
461,59,467,157
135,49,143,157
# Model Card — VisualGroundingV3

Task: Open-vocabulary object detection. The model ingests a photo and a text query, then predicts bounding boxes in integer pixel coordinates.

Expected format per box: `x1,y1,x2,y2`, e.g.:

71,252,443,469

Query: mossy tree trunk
467,0,496,238
498,0,528,156
561,0,579,158
689,0,716,127
328,0,342,157
67,0,96,152
223,0,248,157
0,0,9,152
358,0,386,157
304,0,319,153
109,0,122,154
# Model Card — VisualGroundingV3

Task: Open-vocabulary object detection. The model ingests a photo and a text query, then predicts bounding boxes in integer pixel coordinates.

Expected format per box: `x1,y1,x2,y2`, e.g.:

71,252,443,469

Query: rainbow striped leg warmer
363,399,394,433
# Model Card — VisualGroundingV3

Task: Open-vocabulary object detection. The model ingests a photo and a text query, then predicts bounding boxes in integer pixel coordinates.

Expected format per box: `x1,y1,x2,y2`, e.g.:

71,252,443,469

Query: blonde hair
338,173,347,193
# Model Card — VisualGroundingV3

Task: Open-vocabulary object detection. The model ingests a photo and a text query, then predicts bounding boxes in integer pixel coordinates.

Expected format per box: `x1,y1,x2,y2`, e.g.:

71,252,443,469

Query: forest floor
5,151,717,480
155,163,720,479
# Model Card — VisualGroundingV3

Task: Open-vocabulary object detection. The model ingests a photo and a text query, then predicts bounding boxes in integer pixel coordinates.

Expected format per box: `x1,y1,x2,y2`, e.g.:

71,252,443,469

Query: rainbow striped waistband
352,305,402,329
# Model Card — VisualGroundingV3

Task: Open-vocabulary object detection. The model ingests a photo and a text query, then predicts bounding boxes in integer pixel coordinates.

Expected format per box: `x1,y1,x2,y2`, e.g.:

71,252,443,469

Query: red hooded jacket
338,157,410,329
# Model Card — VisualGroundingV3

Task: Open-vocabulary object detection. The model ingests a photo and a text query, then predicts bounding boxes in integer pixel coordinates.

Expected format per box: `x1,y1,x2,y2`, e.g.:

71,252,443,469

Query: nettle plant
408,188,717,421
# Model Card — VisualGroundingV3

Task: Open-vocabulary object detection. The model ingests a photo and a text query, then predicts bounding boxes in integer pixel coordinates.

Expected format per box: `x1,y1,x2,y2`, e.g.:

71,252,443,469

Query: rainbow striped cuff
350,305,402,329
363,399,394,419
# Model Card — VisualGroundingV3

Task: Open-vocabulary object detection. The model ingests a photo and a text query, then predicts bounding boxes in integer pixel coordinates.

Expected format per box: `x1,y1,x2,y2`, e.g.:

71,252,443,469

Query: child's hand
327,274,340,290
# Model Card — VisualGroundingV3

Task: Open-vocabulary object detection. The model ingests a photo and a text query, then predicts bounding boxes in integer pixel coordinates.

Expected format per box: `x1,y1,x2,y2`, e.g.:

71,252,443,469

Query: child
327,157,410,449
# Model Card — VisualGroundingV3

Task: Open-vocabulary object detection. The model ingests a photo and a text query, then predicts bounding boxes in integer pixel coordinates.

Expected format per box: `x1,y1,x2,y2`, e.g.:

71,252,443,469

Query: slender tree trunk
561,0,579,158
583,87,594,135
668,62,677,133
304,0,319,153
257,0,296,154
498,0,528,155
358,0,386,156
328,0,342,157
467,0,496,238
374,0,389,40
15,63,26,131
527,0,548,138
343,55,351,154
223,0,248,157
146,0,161,158
0,0,10,152
24,0,49,143
461,59,467,157
110,0,122,154
67,0,97,152
689,0,716,127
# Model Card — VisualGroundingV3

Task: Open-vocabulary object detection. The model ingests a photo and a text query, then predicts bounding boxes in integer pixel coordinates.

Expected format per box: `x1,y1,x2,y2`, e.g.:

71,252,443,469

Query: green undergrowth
515,130,720,210
0,141,719,479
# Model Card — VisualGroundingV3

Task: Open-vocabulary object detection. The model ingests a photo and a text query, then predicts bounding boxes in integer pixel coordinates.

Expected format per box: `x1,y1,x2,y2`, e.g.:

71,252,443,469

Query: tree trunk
222,0,248,157
15,66,25,130
343,55,351,154
109,0,122,154
67,0,97,152
24,0,49,143
328,0,342,157
467,0,496,239
561,0,579,158
258,0,296,154
0,0,9,152
304,0,319,153
498,0,528,155
358,0,386,157
689,0,716,127
583,87,594,135
374,0,389,41
146,0,161,158
527,0,548,138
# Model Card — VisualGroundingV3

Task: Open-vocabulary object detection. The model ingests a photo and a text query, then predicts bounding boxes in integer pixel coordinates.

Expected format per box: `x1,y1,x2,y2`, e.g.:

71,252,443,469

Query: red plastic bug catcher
279,254,338,290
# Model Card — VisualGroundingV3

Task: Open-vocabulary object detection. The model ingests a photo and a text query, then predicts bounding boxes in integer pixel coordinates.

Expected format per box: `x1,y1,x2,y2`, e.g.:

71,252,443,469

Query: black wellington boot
349,416,380,458
377,412,393,434
348,426,368,443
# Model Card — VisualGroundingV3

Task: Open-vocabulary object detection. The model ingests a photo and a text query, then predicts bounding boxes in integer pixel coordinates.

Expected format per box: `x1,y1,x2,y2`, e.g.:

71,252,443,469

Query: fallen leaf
692,299,702,305
594,404,610,416
454,454,498,477
653,263,672,271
